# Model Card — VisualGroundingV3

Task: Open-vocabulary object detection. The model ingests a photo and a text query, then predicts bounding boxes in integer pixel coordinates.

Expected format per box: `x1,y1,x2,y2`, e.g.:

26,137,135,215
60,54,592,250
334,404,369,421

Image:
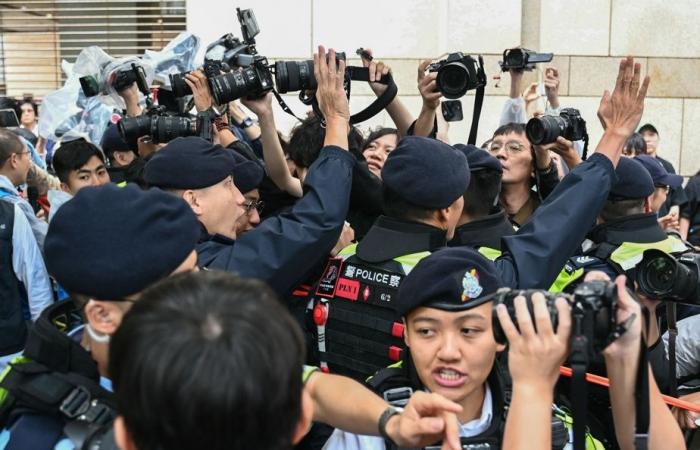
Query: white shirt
322,385,494,450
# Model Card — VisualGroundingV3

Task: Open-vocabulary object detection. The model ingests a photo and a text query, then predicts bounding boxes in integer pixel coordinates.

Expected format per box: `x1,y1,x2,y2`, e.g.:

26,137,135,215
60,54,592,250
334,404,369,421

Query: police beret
143,137,237,190
609,157,655,200
45,184,200,300
396,247,503,317
101,124,134,156
633,155,683,189
231,151,264,194
382,136,470,209
453,144,502,173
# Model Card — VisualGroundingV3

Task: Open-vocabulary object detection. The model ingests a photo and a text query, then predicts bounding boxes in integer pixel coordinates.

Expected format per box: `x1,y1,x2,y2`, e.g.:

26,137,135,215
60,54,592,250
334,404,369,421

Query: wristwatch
236,116,255,129
378,406,401,444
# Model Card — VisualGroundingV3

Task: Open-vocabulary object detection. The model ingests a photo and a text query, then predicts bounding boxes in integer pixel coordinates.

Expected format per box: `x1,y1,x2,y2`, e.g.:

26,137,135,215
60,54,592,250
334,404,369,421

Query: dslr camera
499,48,553,72
169,8,273,103
79,63,149,97
526,108,587,145
427,52,486,99
492,281,618,358
636,249,700,305
118,105,201,144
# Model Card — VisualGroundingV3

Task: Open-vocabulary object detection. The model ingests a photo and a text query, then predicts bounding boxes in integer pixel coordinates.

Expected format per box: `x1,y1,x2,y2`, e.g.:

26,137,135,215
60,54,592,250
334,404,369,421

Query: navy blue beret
45,184,200,300
633,155,682,189
101,124,134,156
453,144,502,173
382,136,470,209
144,137,238,190
396,246,503,317
609,157,655,200
231,151,264,194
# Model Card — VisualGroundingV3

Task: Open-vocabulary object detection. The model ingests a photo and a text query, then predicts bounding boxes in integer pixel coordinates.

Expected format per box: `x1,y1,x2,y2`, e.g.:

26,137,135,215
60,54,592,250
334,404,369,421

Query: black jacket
197,145,355,295
449,208,515,251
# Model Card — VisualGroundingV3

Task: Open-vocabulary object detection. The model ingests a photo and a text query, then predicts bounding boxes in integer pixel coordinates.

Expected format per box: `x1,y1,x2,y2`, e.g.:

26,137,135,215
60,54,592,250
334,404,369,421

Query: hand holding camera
359,48,392,97
544,67,560,109
314,46,350,148
417,59,441,111
184,70,214,112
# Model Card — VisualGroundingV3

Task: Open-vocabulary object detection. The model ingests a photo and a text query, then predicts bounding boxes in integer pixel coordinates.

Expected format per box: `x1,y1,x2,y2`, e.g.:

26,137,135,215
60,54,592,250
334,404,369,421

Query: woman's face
362,133,398,179
20,103,35,126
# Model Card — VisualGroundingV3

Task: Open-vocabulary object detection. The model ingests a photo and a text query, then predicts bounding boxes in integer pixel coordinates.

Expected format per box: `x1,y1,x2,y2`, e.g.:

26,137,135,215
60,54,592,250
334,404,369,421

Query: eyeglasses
488,141,527,154
243,200,264,215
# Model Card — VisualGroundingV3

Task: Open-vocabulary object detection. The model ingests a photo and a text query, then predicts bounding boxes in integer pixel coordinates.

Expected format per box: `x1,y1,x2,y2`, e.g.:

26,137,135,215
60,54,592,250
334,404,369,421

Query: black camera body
491,281,617,358
274,51,349,95
526,108,587,145
80,63,148,97
427,52,486,99
499,48,553,72
636,249,700,305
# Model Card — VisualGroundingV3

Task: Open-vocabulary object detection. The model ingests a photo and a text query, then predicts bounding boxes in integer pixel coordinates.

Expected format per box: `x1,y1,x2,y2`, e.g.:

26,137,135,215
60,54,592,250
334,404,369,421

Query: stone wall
187,0,700,175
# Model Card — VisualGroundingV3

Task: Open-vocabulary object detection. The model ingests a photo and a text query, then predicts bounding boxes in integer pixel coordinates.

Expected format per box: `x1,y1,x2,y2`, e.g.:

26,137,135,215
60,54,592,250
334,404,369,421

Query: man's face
63,155,110,195
196,176,245,239
488,132,532,185
650,185,669,213
404,302,502,406
363,133,398,179
13,144,31,186
641,131,659,155
235,189,261,235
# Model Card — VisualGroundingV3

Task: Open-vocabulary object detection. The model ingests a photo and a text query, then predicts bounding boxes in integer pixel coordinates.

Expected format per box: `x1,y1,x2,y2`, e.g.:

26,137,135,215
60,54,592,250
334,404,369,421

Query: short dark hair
362,127,398,151
52,139,105,183
382,185,436,222
600,198,645,222
109,271,306,450
0,129,25,170
287,116,363,168
463,169,502,218
493,122,528,139
0,97,20,119
19,100,38,116
624,132,647,156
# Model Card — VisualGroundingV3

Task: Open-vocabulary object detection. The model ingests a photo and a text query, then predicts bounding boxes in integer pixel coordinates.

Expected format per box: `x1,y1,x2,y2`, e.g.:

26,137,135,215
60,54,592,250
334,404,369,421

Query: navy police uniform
144,137,355,296
0,184,200,450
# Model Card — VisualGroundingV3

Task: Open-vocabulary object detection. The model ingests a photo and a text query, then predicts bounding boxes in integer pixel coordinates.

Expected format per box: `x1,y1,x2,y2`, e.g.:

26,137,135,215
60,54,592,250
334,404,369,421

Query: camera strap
569,308,590,450
468,84,485,145
666,302,678,397
633,338,650,450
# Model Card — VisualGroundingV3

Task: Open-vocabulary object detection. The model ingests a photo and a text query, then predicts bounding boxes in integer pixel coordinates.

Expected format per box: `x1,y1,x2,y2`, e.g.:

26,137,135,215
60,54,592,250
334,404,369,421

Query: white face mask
85,323,110,344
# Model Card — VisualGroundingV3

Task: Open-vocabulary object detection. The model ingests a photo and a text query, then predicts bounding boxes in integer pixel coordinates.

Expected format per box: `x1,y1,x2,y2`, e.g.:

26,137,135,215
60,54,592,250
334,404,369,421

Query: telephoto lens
209,66,264,104
525,115,568,145
636,249,700,304
274,60,315,93
150,116,198,144
117,115,152,144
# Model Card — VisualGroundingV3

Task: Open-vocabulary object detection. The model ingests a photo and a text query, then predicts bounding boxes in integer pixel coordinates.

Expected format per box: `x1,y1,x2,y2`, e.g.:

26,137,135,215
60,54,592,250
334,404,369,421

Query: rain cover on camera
143,32,201,87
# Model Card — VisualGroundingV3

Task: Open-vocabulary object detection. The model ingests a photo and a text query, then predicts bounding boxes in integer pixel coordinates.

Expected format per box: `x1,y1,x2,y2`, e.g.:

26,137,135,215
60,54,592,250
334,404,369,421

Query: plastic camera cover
143,32,201,87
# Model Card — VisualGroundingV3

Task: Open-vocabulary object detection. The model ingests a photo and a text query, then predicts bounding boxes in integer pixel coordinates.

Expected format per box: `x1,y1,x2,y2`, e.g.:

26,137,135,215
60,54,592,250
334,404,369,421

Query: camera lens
505,49,525,69
210,68,259,104
636,250,700,304
526,115,567,145
275,60,315,93
150,116,197,144
437,62,469,99
169,72,193,98
118,115,152,144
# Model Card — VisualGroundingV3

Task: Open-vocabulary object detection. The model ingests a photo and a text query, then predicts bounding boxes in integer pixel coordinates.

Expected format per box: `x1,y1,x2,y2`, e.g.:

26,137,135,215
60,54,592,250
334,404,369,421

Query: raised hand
597,57,650,136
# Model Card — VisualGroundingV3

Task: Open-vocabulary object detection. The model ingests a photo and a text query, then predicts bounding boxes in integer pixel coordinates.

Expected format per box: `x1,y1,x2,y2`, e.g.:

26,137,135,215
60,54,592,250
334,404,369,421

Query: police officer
0,184,200,450
100,124,145,187
448,144,514,259
143,47,355,296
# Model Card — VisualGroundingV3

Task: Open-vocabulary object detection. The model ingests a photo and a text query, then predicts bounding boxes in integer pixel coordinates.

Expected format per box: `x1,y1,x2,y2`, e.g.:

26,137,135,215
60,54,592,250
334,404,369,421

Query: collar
356,216,447,263
197,221,236,245
509,191,539,227
23,299,101,381
458,384,493,436
588,213,667,245
450,209,515,250
0,174,19,195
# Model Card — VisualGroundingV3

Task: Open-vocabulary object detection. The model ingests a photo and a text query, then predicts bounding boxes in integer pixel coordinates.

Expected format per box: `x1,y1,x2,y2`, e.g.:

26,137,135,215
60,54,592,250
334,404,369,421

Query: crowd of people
0,37,698,450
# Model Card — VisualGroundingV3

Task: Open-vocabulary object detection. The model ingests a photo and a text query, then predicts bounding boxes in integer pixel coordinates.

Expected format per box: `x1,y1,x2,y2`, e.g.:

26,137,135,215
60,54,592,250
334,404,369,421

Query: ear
495,342,507,353
181,190,203,216
435,208,450,230
59,182,72,194
114,416,138,450
84,300,123,336
291,388,314,445
402,317,411,348
644,196,652,213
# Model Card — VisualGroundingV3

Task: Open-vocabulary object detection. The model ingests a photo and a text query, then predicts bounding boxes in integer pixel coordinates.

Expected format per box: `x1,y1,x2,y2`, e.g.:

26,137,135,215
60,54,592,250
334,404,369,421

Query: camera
636,249,700,305
118,107,197,144
492,281,618,357
274,52,347,94
526,108,587,145
79,63,148,97
169,8,273,102
499,48,553,72
427,52,486,99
